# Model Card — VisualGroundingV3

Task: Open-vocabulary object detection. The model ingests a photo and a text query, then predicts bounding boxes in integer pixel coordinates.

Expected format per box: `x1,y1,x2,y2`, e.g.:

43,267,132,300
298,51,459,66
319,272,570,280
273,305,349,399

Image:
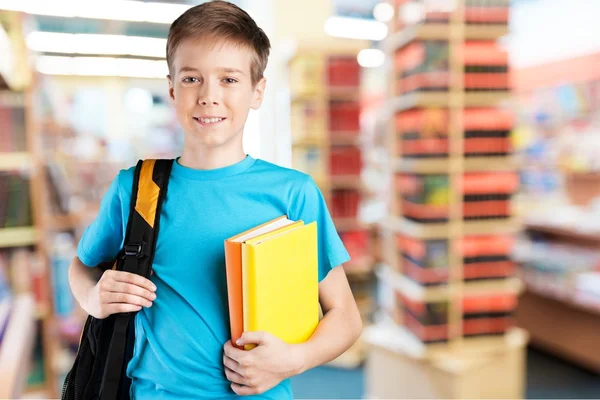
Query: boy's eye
223,78,238,84
182,77,200,83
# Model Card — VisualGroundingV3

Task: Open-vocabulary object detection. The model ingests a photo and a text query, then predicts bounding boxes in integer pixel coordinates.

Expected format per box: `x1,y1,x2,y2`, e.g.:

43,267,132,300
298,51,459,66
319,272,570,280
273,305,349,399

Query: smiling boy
68,1,362,399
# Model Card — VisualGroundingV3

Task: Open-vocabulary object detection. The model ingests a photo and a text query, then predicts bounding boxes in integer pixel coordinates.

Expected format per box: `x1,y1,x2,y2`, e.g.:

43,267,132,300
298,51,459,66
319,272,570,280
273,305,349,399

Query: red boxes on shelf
330,146,362,176
400,293,517,343
397,234,516,286
396,172,518,222
329,102,360,132
395,108,513,158
327,56,360,88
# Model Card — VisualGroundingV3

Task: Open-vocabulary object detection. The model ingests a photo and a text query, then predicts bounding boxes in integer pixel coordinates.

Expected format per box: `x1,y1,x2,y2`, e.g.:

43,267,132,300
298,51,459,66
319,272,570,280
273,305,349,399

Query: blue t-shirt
77,155,351,400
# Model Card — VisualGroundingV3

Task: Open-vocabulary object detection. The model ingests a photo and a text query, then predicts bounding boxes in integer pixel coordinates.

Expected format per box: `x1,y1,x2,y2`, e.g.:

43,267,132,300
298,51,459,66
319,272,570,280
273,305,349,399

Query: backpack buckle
123,243,145,258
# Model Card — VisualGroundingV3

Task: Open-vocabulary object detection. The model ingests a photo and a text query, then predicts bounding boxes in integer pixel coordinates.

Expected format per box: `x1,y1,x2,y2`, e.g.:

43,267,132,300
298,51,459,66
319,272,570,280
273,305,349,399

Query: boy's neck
178,144,247,170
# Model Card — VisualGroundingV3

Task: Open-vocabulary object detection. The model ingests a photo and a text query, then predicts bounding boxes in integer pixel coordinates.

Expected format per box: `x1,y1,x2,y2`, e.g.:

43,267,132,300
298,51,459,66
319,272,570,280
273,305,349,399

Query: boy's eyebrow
177,66,246,76
178,66,200,74
219,67,246,75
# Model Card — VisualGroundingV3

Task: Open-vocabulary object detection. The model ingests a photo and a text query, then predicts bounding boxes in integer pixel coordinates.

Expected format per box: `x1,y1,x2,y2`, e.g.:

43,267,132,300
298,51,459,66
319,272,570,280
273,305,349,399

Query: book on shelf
0,171,32,228
0,92,27,152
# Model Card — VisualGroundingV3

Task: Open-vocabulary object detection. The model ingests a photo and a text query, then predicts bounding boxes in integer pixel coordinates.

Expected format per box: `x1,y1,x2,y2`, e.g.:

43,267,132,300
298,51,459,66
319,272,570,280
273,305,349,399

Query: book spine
241,243,258,350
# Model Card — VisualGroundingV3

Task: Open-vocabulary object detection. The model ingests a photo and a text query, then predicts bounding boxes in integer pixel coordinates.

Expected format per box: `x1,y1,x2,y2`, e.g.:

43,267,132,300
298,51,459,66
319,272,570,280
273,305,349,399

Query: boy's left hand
223,331,304,396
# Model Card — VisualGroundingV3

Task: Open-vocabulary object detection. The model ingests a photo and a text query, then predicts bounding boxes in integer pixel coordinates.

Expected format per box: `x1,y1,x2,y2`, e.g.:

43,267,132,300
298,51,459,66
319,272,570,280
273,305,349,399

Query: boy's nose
199,99,219,106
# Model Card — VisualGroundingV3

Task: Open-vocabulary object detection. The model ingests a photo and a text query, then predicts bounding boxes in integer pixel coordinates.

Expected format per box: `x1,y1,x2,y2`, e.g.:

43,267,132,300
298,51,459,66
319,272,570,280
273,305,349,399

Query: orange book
224,216,299,348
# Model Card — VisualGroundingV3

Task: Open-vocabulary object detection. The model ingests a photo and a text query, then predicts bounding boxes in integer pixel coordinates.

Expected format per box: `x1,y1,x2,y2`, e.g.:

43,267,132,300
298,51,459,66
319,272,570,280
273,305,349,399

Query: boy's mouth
193,117,226,126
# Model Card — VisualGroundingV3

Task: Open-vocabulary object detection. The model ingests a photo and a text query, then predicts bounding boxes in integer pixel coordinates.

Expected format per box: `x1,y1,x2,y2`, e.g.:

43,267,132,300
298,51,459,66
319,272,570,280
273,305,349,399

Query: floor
290,347,600,399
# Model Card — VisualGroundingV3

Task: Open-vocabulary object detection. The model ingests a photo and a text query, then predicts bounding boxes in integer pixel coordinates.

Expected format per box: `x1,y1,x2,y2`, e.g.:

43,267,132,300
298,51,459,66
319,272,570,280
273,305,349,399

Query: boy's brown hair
166,0,271,86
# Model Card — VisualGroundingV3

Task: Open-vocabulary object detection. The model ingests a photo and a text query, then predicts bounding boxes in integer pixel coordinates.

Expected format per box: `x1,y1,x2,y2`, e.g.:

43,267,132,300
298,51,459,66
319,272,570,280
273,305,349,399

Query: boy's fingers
106,292,153,308
223,341,246,362
112,271,156,292
109,282,156,302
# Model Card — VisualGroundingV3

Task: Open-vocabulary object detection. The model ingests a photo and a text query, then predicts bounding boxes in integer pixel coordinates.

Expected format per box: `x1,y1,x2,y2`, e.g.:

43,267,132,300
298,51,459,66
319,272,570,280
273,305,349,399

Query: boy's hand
223,332,304,396
85,270,157,319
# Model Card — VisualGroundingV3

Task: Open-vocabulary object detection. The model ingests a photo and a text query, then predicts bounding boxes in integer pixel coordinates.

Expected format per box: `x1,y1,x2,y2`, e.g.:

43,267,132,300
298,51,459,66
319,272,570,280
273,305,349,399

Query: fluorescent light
36,56,168,79
399,2,426,24
357,48,385,68
324,16,388,41
373,2,395,23
27,32,167,58
0,0,190,24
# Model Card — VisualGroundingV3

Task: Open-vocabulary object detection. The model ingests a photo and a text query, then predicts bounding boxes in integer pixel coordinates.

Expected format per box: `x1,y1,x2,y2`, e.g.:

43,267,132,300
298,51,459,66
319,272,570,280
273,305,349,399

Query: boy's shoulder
251,158,314,187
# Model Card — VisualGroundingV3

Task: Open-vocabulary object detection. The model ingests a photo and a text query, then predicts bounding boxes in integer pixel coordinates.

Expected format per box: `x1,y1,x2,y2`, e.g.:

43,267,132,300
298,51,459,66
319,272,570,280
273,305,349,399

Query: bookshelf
0,10,59,398
289,52,374,367
364,1,526,398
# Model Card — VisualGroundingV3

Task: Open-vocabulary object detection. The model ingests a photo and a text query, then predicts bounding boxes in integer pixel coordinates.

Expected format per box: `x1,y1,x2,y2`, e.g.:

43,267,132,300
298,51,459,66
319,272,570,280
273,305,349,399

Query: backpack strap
100,159,173,400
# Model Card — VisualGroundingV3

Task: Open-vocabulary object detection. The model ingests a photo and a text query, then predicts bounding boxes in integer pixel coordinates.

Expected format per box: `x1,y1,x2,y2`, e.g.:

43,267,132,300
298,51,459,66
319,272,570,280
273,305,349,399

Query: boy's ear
250,77,267,110
167,75,175,101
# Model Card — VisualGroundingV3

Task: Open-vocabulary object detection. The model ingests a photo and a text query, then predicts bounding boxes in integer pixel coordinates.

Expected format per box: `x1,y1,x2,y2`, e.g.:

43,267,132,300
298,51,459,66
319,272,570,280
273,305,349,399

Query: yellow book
242,220,319,350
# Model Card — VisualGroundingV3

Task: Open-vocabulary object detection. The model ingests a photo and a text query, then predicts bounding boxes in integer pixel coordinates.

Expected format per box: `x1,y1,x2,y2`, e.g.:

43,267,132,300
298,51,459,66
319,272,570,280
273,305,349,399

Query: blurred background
1,0,600,398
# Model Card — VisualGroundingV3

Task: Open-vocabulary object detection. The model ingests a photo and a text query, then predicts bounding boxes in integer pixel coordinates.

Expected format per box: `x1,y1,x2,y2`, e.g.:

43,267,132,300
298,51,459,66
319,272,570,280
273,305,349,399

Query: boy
68,1,362,399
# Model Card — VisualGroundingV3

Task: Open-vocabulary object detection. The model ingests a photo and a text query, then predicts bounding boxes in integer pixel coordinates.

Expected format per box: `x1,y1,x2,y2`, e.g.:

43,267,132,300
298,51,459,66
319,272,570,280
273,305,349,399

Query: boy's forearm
294,306,362,373
68,257,101,311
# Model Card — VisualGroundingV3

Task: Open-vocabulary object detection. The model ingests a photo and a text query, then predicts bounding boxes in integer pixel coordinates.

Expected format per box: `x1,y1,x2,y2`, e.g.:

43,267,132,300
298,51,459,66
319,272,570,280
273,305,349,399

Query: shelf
330,134,360,146
525,223,600,244
391,91,510,112
0,152,32,171
379,265,522,302
334,217,368,232
292,137,326,147
290,92,324,103
385,23,509,52
364,316,527,361
0,227,38,248
395,156,519,174
0,294,36,399
516,289,600,373
382,217,521,239
330,175,364,190
328,86,360,102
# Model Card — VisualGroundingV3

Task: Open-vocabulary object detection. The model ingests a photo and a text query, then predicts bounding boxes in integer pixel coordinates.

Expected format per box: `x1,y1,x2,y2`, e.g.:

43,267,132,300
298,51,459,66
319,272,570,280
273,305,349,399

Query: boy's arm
294,265,362,371
224,266,362,396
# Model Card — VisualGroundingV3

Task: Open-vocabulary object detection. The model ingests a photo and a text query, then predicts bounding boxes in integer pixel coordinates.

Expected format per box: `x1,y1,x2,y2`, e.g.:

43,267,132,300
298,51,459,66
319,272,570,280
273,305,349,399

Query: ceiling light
324,16,388,41
400,2,426,24
27,32,166,58
36,56,168,79
0,0,191,24
357,48,385,68
373,2,395,23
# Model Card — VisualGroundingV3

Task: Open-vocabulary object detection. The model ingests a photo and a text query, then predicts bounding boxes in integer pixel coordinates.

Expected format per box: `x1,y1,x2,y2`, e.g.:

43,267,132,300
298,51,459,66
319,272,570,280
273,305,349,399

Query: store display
399,234,515,285
396,172,518,222
396,108,513,157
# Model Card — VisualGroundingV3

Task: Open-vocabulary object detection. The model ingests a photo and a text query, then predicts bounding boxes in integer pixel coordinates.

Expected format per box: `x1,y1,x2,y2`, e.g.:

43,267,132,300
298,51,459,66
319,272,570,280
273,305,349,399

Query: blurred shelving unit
0,10,62,398
289,51,375,368
364,1,527,398
515,221,600,373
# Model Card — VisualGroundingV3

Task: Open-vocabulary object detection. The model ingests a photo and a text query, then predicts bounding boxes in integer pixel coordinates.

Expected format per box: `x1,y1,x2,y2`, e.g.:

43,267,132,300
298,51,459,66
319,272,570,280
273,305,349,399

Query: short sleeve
290,176,351,282
77,172,126,267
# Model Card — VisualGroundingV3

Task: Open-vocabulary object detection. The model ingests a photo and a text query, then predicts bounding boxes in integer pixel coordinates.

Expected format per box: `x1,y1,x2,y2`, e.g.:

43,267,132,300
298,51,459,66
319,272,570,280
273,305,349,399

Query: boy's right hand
85,269,157,319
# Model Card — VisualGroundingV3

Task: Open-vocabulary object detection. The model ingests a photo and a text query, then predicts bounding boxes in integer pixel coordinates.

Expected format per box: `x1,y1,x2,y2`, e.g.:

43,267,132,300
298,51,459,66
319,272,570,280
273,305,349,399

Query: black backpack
62,159,173,400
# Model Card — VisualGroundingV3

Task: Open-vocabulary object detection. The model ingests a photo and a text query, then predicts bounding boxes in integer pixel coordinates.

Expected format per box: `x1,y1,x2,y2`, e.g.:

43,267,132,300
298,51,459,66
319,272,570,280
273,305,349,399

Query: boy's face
168,39,266,149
